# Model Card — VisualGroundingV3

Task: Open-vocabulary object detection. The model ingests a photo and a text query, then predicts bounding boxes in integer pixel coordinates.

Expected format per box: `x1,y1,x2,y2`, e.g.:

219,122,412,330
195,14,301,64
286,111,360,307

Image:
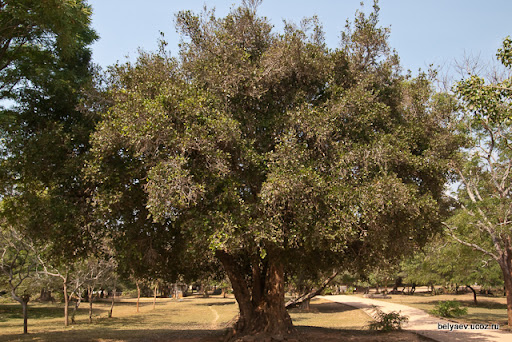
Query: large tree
90,2,459,339
446,36,512,325
0,0,97,259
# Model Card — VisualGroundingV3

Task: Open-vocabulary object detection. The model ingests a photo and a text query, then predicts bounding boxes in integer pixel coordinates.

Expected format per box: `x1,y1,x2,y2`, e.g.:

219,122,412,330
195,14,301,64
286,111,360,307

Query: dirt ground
182,327,434,342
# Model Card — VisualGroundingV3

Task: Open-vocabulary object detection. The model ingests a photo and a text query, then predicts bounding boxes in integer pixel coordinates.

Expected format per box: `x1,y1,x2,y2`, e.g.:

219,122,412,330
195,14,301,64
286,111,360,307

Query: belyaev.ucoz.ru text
437,323,500,331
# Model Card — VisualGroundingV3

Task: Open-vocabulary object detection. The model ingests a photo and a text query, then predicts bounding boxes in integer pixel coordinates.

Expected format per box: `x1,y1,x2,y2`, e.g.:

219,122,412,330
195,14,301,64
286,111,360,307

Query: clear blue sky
87,0,512,76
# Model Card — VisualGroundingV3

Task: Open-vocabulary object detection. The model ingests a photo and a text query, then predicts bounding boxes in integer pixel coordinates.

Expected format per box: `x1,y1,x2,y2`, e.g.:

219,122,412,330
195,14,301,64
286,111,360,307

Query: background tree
0,0,96,94
0,0,98,261
446,36,512,325
90,2,459,339
0,222,40,334
402,237,503,303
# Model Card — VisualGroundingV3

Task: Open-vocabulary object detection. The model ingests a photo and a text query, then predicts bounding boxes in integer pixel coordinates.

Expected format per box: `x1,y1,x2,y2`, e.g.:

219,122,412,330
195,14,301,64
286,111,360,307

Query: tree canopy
89,2,459,339
447,36,512,326
0,0,97,260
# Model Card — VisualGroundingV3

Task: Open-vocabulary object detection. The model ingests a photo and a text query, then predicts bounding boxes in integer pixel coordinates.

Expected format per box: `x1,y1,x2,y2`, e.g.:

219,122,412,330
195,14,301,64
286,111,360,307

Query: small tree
0,224,40,334
447,36,512,325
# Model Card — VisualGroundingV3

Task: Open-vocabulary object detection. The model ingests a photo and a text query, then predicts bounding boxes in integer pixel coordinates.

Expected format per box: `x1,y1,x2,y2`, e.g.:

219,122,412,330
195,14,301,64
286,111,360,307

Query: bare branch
443,222,498,260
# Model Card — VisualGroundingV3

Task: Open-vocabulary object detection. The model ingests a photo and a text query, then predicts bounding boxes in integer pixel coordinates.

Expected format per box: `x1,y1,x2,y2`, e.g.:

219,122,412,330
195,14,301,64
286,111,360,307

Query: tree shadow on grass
0,328,227,342
289,301,361,315
0,304,63,321
0,326,440,342
296,326,435,342
199,301,236,307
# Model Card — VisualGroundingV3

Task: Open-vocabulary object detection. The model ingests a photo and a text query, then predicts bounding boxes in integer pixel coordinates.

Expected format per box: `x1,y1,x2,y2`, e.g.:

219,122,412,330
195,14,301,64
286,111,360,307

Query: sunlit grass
0,296,380,341
367,292,509,328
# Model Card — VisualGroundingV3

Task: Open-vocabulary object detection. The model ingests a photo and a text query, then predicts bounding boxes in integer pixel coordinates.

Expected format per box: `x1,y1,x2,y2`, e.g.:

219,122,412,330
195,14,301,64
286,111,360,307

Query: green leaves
89,1,459,285
455,37,512,123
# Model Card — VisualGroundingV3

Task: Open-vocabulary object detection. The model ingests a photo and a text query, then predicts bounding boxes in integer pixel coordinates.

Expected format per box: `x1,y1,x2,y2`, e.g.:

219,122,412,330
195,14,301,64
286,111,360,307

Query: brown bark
216,250,294,341
88,285,94,323
11,292,30,334
498,253,512,327
63,281,69,327
71,293,81,324
22,300,28,334
108,287,115,318
466,285,478,304
285,271,338,309
153,283,158,310
136,281,141,313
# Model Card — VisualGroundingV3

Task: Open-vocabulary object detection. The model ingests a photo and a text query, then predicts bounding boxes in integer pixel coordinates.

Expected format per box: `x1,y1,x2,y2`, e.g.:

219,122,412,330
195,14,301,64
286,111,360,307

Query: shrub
430,300,468,318
368,307,409,332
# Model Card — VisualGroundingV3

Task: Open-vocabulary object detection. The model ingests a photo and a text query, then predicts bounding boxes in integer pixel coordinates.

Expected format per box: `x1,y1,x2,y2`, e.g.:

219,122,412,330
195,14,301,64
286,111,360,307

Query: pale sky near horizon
87,0,512,78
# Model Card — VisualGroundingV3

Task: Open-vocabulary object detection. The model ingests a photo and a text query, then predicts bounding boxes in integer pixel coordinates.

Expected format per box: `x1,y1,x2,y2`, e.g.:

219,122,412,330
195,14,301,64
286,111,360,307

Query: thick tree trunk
216,250,294,341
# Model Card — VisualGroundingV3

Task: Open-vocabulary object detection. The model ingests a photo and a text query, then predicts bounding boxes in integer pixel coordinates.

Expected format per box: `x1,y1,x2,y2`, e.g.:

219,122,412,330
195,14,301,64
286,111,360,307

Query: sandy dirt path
319,295,511,342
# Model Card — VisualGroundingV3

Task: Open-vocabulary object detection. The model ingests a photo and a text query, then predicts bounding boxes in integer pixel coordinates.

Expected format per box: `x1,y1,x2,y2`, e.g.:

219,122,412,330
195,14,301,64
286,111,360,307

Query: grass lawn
0,296,431,341
370,292,509,328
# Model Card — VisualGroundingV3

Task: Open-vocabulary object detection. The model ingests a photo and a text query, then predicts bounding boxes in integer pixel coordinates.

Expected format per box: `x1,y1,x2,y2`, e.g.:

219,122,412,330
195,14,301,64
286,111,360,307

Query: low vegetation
376,292,508,327
429,300,468,318
368,307,408,331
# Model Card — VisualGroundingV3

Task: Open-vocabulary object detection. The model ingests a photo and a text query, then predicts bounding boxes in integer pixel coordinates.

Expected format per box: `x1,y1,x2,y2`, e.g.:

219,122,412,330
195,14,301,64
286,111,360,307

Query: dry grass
288,298,372,329
367,292,509,327
0,296,430,341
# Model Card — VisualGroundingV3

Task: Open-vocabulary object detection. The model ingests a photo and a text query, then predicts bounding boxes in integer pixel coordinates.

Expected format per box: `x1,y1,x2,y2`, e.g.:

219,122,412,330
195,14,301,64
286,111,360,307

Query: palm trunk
216,250,294,341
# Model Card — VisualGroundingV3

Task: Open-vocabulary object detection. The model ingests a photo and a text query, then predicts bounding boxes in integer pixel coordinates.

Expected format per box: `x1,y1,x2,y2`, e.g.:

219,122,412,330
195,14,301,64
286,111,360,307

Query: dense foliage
89,2,459,338
0,0,98,259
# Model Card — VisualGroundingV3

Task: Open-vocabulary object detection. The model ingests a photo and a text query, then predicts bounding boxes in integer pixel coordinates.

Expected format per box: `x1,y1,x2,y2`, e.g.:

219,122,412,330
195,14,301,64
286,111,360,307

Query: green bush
368,307,408,332
430,300,468,318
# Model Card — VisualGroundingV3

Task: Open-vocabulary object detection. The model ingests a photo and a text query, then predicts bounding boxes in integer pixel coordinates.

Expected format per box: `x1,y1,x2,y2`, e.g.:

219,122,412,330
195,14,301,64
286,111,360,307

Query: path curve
208,306,220,329
319,295,510,342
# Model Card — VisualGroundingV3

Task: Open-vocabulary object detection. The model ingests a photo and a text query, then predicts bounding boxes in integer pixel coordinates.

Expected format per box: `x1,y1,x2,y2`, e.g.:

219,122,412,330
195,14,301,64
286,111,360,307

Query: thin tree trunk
63,281,69,327
153,283,157,310
466,285,478,304
11,292,29,334
108,287,115,318
136,280,140,313
22,300,28,334
71,294,82,324
88,285,94,323
285,271,338,309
